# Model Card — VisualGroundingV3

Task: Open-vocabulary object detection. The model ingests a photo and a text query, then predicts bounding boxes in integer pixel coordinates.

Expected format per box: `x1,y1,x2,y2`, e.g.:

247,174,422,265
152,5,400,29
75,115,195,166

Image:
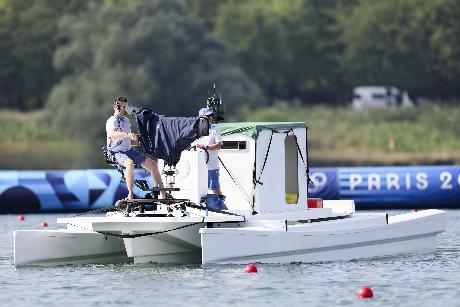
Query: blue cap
199,107,214,117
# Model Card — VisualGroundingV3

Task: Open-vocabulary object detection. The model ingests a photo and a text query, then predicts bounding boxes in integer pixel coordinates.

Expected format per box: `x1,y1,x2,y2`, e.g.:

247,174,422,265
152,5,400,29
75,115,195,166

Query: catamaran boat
14,115,446,265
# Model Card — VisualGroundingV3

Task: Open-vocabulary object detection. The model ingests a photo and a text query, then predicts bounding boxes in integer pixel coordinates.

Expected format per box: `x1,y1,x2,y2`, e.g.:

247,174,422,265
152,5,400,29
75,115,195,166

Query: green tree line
1,0,460,113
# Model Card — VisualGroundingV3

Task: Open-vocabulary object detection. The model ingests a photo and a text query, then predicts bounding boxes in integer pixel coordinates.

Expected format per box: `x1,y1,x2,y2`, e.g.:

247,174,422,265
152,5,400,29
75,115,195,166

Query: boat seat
102,146,126,180
102,146,181,198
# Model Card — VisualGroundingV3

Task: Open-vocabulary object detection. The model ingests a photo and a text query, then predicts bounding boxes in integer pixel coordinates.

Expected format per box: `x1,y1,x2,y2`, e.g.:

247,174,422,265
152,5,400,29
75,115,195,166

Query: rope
66,200,244,240
186,202,246,219
253,130,274,186
291,130,312,184
252,128,311,186
97,219,205,239
218,156,253,207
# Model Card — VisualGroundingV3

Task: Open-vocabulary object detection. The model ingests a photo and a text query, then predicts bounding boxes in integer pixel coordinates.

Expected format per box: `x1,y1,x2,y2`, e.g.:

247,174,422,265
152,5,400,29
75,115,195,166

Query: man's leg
123,158,135,199
141,157,167,198
208,169,222,195
208,169,226,210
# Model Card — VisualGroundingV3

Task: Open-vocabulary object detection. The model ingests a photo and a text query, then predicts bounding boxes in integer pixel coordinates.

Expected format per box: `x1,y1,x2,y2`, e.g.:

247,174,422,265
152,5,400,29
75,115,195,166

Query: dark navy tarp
135,108,204,165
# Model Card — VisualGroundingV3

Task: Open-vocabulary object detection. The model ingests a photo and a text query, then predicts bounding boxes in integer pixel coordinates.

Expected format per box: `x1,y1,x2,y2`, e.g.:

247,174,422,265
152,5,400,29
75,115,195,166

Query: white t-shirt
197,124,222,170
106,114,131,152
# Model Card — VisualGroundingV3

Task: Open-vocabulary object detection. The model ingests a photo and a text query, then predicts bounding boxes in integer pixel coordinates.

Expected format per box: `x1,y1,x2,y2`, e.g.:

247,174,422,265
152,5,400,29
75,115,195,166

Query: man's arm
206,142,222,151
196,141,221,151
107,129,137,140
210,127,223,151
197,127,223,151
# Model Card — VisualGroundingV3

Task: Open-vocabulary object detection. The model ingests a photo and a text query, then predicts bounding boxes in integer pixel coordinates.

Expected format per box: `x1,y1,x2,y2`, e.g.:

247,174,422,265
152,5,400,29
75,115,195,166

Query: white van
352,86,412,110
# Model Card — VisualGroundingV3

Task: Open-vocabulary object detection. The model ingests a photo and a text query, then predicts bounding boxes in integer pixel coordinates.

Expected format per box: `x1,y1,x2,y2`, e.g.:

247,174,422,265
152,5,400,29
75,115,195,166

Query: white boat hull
200,209,446,264
122,222,203,264
13,210,446,266
14,229,130,266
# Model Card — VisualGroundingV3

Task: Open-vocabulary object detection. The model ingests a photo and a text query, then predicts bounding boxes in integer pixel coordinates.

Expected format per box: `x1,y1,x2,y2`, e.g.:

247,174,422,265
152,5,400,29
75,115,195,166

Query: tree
185,0,231,29
214,0,341,103
46,0,261,167
0,7,21,108
338,0,460,100
0,0,86,109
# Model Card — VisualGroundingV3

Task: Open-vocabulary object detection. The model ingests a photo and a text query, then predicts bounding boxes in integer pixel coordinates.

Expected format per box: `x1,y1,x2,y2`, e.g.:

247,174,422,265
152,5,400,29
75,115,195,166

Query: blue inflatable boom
1,166,459,213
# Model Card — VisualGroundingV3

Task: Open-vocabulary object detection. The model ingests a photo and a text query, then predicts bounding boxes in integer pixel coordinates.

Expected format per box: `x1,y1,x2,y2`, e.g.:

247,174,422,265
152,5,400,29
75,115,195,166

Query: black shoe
115,199,127,209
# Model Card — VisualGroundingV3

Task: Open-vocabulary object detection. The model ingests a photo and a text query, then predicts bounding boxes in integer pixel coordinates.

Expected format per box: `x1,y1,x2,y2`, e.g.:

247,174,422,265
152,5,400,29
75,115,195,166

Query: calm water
1,210,459,307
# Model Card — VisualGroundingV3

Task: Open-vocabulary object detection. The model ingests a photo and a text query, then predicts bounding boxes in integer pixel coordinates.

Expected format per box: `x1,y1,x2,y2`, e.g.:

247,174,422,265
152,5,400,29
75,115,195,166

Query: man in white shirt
106,96,167,200
196,107,223,196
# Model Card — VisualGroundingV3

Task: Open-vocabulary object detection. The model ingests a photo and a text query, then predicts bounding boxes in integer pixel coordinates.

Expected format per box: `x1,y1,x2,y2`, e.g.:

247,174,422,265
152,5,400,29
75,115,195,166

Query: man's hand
128,133,138,141
196,144,210,150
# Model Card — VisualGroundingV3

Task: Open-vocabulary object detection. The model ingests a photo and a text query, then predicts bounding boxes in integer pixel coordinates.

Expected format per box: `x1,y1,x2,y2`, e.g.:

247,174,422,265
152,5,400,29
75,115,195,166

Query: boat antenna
206,82,225,123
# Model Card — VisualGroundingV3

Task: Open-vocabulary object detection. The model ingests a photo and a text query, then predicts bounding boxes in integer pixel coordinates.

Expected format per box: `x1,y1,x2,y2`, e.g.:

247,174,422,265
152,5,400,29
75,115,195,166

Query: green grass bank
0,110,85,169
1,103,459,170
235,102,460,166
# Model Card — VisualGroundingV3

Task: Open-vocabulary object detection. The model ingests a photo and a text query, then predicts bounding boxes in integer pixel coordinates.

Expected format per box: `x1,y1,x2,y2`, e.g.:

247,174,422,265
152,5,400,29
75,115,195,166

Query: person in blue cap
196,107,223,196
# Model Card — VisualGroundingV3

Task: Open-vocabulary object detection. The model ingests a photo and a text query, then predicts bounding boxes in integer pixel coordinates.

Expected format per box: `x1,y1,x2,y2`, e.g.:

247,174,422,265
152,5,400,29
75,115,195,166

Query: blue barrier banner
339,165,460,208
1,166,459,212
308,168,340,200
0,169,152,213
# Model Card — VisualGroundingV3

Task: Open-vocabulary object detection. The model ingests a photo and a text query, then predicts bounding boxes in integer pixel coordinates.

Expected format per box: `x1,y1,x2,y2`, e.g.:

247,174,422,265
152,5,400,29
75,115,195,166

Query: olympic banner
0,169,151,213
338,166,460,209
1,166,459,213
307,168,340,200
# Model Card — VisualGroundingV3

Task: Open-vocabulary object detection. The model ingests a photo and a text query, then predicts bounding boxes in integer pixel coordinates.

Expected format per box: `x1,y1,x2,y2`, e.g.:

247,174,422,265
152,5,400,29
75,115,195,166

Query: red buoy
358,286,373,299
40,222,48,227
412,209,418,212
245,263,257,273
18,215,25,221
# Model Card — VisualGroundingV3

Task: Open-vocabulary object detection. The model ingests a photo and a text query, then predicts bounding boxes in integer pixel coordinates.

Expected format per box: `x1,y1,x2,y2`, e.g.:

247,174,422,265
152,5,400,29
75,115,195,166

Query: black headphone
113,100,121,111
113,96,128,111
